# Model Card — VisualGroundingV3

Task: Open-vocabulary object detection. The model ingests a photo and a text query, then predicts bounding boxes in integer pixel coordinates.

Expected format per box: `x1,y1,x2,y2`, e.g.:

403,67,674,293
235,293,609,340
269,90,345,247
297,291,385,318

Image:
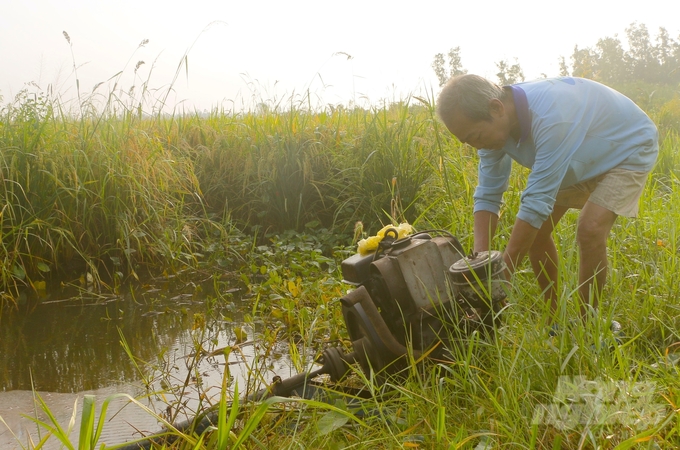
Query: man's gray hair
436,74,506,125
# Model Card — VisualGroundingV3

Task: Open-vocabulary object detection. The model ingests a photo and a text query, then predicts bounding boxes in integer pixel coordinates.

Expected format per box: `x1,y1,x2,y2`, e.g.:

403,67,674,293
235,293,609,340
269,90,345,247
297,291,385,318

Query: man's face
445,101,511,150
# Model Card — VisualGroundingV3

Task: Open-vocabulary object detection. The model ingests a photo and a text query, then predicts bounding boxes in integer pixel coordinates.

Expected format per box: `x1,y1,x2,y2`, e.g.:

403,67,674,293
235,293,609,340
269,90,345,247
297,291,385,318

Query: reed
4,82,677,305
0,90,226,303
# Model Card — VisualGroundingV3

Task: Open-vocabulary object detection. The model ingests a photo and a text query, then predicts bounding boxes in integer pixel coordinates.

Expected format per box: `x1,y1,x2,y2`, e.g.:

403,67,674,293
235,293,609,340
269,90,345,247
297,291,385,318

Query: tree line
432,22,680,87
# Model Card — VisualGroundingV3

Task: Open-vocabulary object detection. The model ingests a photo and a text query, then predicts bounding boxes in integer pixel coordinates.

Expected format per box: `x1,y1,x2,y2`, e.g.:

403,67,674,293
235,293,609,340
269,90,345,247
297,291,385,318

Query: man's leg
576,201,618,317
529,206,569,314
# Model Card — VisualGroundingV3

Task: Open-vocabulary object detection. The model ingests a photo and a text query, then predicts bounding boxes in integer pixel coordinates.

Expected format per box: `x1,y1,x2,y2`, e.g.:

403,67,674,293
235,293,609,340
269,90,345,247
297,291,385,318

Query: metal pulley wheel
448,250,505,284
448,250,507,329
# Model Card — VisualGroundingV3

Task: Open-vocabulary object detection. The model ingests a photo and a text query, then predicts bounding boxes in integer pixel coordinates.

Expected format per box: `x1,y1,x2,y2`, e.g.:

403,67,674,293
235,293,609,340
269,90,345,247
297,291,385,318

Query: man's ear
488,98,505,117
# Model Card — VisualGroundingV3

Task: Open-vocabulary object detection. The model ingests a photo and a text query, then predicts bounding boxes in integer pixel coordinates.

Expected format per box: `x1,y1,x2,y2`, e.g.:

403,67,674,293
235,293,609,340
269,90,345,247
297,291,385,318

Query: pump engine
319,228,508,381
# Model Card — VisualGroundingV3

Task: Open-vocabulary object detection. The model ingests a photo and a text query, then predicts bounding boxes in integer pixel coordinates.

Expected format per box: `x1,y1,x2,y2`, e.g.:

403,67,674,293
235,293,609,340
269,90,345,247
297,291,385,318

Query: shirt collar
507,85,531,145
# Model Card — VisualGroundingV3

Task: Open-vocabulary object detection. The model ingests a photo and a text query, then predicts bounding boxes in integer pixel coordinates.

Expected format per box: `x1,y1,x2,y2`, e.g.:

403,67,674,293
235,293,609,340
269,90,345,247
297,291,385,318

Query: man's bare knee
577,202,618,248
577,216,613,249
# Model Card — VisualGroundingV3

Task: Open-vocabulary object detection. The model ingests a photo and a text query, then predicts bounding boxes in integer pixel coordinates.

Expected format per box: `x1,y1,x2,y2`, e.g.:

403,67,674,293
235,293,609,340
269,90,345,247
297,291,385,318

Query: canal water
0,279,302,449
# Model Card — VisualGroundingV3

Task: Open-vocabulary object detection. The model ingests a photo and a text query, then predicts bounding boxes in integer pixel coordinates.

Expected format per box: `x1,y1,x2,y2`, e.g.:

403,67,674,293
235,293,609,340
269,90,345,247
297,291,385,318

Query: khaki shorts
554,168,650,217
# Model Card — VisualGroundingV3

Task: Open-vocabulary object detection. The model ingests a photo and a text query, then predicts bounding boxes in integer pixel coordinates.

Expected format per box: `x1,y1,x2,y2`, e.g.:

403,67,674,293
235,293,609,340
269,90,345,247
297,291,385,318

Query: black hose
116,368,326,449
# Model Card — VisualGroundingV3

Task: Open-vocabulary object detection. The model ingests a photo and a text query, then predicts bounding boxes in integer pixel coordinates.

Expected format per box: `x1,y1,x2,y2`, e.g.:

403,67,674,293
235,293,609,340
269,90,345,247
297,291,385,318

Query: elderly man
436,75,658,324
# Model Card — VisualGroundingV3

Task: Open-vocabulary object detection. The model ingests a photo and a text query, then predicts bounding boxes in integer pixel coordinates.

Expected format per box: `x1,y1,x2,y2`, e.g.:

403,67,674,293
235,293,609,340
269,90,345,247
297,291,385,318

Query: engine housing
334,230,507,378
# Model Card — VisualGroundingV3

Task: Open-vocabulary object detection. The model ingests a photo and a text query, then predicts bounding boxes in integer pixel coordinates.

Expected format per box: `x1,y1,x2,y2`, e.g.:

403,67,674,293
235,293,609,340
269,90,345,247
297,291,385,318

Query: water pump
316,228,509,382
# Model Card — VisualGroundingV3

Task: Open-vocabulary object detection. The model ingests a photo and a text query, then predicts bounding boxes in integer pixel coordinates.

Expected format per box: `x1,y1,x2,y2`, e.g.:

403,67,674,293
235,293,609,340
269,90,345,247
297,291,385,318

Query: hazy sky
2,0,678,112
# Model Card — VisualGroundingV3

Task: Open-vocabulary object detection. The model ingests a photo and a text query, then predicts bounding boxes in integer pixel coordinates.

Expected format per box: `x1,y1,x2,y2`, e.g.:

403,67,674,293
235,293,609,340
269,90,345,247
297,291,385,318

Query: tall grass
190,98,452,232
0,89,227,303
2,84,679,302
2,76,679,446
0,91,473,303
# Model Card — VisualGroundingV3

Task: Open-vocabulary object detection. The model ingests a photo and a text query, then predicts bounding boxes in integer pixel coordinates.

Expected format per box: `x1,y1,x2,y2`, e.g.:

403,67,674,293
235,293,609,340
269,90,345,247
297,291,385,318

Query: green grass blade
78,395,96,450
218,377,237,449
22,392,75,450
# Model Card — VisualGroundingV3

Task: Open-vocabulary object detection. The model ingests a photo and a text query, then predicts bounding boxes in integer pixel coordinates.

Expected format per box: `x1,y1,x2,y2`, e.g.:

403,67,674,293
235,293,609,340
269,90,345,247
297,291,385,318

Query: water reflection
0,282,305,448
0,284,241,393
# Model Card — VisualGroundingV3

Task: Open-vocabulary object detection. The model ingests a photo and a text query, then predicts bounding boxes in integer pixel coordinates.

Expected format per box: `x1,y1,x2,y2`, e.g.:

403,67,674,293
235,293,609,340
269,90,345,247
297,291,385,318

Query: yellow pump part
357,223,413,255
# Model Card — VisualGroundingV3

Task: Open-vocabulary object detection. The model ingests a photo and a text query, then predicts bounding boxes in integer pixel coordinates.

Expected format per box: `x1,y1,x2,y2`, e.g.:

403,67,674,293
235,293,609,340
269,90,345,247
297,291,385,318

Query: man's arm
473,210,499,253
503,217,539,276
475,211,540,279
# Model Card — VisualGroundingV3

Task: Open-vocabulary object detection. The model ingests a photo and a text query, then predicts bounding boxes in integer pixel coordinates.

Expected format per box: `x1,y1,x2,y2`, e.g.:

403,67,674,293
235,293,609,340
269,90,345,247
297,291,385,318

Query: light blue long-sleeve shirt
473,77,659,229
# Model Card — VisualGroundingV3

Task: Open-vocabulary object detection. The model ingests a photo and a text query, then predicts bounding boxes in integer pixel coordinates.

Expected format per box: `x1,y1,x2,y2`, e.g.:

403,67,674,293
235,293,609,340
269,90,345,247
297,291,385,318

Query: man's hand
475,211,540,280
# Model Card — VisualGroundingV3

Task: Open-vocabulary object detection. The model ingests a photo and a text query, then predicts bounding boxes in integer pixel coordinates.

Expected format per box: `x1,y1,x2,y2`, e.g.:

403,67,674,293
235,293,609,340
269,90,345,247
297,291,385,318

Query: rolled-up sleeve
473,149,512,216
